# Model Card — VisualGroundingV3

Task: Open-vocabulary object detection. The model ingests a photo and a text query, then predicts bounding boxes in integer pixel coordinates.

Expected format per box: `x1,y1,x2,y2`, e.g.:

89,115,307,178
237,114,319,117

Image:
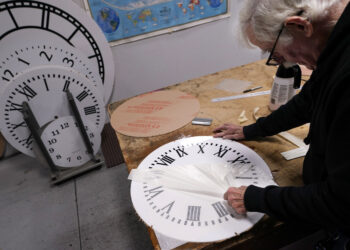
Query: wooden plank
0,154,80,250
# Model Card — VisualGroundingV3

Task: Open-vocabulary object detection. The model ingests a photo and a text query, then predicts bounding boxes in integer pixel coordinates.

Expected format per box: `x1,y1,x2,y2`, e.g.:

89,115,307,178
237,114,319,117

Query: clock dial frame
0,0,115,102
131,136,276,242
0,65,105,157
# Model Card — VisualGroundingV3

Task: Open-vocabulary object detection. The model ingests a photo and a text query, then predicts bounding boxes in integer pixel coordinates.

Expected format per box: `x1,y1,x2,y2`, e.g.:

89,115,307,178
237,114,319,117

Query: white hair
239,0,341,47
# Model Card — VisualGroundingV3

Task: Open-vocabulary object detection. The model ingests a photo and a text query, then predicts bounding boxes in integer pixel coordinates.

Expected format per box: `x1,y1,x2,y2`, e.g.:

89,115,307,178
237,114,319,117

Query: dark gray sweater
243,3,350,235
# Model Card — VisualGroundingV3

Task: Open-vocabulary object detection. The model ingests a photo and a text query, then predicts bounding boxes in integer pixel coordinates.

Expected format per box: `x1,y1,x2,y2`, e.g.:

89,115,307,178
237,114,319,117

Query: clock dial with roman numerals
0,0,115,102
130,136,276,242
0,65,105,157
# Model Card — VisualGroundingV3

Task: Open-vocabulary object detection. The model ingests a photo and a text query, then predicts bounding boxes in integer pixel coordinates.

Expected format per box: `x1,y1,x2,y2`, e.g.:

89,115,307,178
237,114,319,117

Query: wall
73,0,262,102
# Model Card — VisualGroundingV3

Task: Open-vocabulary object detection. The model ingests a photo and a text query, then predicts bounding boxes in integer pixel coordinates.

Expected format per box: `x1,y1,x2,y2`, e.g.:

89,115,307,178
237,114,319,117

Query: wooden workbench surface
108,60,311,249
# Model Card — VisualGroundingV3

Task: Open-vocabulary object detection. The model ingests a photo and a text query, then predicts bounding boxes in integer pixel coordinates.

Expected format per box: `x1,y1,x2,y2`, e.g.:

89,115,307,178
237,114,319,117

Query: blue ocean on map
88,0,227,42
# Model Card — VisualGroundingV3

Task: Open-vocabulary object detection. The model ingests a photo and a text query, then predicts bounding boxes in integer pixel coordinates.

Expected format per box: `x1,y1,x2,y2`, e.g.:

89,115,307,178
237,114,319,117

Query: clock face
0,35,104,100
0,0,115,102
39,115,101,168
131,136,275,242
0,65,105,157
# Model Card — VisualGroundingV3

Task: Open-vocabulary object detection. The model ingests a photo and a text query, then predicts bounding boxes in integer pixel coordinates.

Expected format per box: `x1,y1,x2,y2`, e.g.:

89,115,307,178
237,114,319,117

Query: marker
243,86,263,93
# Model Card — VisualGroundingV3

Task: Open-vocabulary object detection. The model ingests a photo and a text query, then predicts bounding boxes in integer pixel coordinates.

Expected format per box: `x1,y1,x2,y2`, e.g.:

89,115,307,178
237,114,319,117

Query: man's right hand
213,123,245,140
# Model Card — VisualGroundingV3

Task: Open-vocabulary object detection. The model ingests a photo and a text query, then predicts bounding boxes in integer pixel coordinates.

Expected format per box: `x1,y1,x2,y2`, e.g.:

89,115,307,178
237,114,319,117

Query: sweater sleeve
243,80,313,139
244,76,350,233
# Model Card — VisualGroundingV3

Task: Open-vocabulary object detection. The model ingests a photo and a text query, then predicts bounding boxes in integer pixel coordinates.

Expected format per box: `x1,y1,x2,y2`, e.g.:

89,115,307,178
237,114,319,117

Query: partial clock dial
0,65,105,157
131,136,276,242
0,36,104,100
39,115,101,168
0,0,115,102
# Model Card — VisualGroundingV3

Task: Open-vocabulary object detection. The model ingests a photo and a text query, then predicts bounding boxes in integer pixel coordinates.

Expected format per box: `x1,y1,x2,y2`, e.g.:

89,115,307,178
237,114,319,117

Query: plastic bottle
269,63,302,111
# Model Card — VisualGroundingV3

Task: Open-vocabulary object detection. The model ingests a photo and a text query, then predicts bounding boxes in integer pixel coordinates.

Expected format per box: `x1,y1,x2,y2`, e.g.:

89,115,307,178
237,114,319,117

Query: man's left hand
224,186,248,215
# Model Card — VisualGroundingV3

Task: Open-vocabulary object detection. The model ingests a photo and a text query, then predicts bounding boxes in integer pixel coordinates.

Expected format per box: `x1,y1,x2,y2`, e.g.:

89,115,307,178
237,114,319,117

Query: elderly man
213,0,350,247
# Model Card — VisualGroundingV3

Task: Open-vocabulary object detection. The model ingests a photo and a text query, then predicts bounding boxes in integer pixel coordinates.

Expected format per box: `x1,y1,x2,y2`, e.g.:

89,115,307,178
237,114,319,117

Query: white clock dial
131,136,276,242
39,115,101,168
0,0,115,102
0,65,105,157
0,35,104,100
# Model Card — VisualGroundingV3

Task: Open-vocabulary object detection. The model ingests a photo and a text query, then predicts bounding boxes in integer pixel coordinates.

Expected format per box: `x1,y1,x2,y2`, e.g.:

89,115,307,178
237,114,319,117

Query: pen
243,86,263,93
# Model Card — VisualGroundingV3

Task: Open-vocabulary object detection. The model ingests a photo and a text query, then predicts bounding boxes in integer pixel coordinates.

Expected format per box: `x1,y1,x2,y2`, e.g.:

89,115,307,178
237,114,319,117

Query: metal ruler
211,90,271,102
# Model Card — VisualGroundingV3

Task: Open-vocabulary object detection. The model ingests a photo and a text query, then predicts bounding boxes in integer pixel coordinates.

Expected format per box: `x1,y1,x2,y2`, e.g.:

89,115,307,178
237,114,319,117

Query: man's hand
224,186,248,215
213,123,245,140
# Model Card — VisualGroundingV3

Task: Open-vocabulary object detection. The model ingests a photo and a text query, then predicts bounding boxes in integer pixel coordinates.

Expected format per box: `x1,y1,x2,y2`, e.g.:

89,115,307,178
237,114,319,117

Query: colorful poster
84,0,229,45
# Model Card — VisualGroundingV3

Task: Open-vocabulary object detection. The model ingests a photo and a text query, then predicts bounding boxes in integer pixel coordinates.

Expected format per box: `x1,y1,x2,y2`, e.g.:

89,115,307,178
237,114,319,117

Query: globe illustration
208,0,222,8
96,7,120,33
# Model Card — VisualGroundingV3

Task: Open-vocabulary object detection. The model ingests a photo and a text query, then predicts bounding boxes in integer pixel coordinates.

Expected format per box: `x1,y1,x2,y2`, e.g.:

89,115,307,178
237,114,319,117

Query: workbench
108,60,313,249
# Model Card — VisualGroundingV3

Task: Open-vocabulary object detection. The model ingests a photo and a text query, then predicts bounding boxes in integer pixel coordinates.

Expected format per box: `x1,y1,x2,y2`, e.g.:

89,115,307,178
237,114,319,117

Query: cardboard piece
110,90,200,137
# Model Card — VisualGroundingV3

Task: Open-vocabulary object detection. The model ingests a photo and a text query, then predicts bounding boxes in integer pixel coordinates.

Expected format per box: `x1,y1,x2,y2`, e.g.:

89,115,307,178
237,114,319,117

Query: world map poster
84,0,229,45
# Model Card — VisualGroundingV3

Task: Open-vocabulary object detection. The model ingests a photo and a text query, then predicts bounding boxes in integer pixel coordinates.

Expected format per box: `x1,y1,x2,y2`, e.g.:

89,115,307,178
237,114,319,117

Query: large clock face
0,0,115,102
130,136,276,242
0,65,105,157
0,35,104,100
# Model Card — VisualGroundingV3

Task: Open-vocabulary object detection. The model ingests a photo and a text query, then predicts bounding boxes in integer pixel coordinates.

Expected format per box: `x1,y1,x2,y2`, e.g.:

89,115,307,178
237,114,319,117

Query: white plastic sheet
128,162,274,199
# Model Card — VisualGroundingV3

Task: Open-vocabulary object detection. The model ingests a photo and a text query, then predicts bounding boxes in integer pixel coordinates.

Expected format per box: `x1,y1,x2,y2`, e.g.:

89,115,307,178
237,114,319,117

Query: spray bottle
269,63,302,111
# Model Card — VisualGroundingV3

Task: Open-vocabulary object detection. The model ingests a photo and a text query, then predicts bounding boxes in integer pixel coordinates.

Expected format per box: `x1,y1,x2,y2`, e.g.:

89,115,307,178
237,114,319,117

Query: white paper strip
278,131,307,148
281,146,309,160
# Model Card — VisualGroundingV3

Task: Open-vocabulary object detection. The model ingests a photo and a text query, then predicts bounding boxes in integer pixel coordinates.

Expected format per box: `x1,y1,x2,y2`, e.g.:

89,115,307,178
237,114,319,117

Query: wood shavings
238,110,248,124
253,107,260,121
252,105,271,121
